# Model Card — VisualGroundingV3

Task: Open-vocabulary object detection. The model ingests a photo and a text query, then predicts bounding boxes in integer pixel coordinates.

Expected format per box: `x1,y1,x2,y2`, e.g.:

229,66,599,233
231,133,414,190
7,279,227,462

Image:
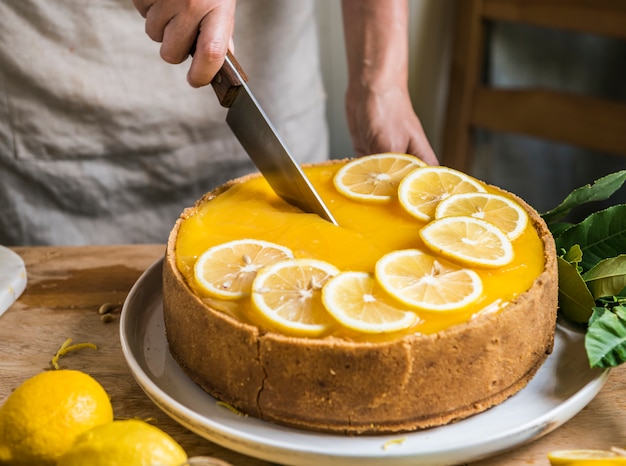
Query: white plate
120,259,610,466
0,246,27,318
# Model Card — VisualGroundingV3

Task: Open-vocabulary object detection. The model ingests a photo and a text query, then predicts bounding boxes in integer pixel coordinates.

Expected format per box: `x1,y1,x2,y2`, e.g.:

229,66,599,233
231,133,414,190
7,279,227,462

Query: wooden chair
441,0,626,172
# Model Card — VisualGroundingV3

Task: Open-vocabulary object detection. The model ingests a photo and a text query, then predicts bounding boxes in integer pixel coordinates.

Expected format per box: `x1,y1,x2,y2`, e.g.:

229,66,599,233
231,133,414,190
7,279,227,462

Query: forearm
341,0,409,92
340,0,437,164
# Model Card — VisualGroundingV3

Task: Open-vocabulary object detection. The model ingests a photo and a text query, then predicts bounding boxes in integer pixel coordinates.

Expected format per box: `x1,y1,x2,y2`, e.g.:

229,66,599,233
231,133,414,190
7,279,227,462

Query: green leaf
583,254,626,300
585,306,626,368
549,222,574,239
562,244,583,267
555,204,626,273
557,256,596,324
542,170,626,224
596,291,626,310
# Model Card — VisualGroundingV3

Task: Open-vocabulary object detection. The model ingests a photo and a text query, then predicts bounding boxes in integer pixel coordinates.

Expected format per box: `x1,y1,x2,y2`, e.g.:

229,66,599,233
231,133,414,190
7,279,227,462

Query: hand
132,0,236,87
345,84,439,165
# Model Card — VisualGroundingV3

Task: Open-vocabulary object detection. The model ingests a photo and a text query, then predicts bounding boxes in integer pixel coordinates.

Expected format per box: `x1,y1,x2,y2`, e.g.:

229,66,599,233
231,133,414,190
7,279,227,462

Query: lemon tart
162,157,557,434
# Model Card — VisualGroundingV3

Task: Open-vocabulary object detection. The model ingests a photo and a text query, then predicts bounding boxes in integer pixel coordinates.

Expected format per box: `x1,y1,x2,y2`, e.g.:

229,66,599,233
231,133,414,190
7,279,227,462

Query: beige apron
0,0,328,245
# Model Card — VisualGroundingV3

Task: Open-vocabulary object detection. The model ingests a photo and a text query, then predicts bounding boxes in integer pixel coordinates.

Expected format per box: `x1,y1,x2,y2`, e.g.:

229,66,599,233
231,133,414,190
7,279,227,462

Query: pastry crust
162,166,558,435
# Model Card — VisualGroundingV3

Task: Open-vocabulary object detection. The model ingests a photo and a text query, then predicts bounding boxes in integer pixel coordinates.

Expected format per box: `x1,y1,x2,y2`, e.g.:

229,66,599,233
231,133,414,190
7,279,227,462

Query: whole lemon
57,419,188,466
0,369,114,465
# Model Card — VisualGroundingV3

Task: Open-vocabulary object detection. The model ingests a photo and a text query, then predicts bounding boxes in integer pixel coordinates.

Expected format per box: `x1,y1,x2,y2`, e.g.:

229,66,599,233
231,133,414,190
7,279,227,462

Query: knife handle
211,51,249,108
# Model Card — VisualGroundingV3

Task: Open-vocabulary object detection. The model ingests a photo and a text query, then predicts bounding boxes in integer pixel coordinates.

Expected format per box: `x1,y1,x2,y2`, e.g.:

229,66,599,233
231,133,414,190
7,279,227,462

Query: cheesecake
162,158,557,434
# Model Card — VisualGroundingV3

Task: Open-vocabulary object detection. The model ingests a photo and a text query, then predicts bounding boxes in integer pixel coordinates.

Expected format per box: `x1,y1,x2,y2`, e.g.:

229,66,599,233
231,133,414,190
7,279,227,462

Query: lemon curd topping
175,164,545,339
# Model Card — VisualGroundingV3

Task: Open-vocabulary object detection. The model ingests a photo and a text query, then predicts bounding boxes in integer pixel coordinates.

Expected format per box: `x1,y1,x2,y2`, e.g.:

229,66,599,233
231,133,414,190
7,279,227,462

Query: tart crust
162,165,558,435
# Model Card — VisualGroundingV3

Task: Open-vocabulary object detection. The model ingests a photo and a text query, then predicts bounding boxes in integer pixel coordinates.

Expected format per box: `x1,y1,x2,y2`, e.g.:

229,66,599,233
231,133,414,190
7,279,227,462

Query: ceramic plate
0,246,27,318
120,259,610,466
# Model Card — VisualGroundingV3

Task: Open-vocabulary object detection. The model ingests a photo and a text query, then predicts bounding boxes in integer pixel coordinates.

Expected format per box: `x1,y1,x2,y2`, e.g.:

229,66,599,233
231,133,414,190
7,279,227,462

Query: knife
210,51,338,226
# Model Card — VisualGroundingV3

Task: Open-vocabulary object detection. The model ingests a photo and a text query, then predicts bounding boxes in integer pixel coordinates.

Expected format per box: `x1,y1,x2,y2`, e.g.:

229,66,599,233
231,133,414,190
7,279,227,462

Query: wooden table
2,245,625,465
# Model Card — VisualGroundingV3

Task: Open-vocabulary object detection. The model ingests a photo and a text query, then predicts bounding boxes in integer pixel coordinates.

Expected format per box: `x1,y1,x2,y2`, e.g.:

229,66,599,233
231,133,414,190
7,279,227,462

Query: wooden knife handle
211,51,248,108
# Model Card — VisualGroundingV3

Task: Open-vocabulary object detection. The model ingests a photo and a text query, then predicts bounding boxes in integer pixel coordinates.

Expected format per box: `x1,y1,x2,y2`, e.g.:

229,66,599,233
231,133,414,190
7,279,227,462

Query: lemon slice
548,449,626,465
435,192,528,240
194,239,293,299
420,216,514,268
398,166,486,221
322,271,419,333
375,249,483,311
333,153,426,202
251,258,339,336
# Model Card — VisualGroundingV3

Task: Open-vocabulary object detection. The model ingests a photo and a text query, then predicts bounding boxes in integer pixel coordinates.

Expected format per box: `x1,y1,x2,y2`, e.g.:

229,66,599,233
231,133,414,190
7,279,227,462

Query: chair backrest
441,0,626,172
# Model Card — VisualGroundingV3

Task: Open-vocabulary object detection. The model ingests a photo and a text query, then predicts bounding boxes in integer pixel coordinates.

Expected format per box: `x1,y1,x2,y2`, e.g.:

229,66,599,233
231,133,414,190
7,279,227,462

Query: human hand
132,0,236,87
345,84,439,165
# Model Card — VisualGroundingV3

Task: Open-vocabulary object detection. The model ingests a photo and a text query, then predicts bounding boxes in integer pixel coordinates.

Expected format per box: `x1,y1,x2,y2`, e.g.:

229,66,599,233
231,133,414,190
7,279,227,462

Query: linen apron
0,0,328,245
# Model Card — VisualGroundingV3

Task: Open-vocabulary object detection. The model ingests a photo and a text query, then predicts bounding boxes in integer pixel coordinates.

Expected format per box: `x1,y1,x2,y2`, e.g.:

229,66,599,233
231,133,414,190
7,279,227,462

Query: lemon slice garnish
375,249,483,311
251,258,339,336
398,166,486,221
548,449,626,465
435,192,528,240
333,153,426,202
322,271,419,333
420,216,514,268
194,239,293,299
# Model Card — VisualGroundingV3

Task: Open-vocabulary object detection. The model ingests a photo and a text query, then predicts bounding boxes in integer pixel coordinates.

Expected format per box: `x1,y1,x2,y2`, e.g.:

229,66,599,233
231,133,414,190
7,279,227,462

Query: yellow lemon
333,153,426,202
322,271,419,333
251,258,339,336
435,192,529,240
375,249,483,311
0,369,113,465
57,419,187,466
194,239,293,299
548,449,626,465
420,216,514,268
398,166,486,221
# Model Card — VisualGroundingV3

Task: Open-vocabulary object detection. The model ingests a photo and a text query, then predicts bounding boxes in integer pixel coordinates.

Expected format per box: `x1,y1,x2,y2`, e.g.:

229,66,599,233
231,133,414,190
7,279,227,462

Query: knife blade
210,52,338,225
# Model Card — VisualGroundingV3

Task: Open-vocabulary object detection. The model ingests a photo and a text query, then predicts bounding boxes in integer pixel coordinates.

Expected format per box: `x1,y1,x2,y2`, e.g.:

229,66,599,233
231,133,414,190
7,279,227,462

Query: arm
132,0,236,88
341,0,438,165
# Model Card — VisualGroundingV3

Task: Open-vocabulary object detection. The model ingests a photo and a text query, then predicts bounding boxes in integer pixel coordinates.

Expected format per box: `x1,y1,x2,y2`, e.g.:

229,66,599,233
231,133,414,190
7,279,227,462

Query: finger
187,3,236,87
159,8,202,64
350,131,373,158
144,0,175,43
132,0,153,18
406,138,439,166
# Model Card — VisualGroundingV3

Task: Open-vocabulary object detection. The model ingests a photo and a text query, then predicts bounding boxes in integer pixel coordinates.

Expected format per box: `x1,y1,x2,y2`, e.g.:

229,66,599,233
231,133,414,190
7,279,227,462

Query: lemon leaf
555,204,626,273
557,256,596,324
543,171,626,368
542,170,626,224
583,254,626,300
562,244,583,268
585,305,626,368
